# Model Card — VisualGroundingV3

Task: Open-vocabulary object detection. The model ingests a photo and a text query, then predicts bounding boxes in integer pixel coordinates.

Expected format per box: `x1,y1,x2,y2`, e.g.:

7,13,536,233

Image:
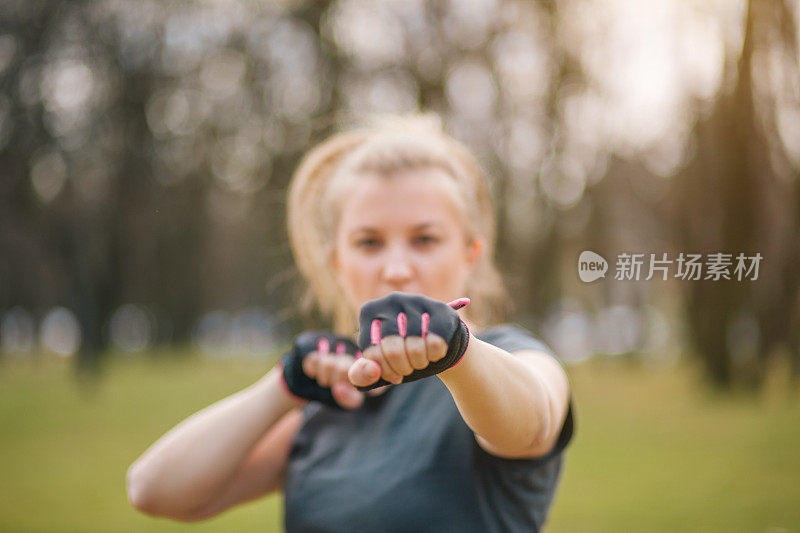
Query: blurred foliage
0,353,798,531
0,0,798,388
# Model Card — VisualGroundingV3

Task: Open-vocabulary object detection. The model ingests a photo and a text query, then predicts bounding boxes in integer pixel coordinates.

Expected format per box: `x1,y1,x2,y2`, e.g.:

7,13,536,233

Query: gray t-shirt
283,324,575,532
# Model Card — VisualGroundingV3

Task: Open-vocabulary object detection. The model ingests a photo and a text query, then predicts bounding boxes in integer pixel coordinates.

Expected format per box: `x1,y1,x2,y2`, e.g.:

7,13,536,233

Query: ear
467,237,484,266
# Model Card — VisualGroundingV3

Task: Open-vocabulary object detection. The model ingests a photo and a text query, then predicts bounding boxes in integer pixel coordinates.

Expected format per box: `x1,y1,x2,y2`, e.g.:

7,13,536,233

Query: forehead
337,167,463,232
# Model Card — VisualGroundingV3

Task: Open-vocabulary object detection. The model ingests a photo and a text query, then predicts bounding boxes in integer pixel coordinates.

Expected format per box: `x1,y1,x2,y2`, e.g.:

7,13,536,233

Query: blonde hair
287,115,511,334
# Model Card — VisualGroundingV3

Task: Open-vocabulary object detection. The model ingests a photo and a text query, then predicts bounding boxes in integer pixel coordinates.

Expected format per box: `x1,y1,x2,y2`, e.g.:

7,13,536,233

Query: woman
127,116,574,532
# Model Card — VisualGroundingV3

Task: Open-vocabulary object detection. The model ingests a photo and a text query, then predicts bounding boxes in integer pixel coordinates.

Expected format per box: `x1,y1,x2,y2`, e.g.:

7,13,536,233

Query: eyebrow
349,222,442,234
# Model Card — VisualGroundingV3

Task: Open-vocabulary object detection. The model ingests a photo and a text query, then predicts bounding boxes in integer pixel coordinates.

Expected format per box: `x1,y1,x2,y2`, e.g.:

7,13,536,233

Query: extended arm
126,368,305,520
348,292,570,459
437,335,570,458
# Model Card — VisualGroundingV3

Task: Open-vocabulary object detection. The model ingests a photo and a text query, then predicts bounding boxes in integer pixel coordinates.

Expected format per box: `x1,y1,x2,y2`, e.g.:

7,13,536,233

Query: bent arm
126,367,305,520
437,335,570,458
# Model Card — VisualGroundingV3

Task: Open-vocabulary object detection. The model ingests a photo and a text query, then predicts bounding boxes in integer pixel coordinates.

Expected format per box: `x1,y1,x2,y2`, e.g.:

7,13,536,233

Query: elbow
522,394,558,456
126,463,157,516
527,415,552,451
126,463,209,523
530,396,554,449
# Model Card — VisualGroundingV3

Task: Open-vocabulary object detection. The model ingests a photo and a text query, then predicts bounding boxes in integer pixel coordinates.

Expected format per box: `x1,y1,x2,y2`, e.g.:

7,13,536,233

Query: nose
381,245,414,287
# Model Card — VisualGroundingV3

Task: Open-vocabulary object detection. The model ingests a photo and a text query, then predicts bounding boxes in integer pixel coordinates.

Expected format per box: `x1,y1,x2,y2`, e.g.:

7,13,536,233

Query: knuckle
381,335,402,347
408,353,428,369
335,361,351,380
383,372,402,384
405,337,424,353
302,355,317,375
427,335,446,349
386,352,410,372
380,361,399,376
385,292,402,305
365,353,383,368
384,346,404,363
360,301,380,320
381,337,403,353
363,345,381,360
426,343,446,361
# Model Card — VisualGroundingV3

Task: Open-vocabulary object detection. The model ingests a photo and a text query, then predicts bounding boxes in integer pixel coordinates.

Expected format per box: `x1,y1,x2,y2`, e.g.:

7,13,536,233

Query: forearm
438,335,552,454
127,366,303,517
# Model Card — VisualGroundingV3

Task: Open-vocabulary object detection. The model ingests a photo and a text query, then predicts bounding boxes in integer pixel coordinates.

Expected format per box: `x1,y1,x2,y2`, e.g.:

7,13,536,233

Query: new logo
578,251,608,282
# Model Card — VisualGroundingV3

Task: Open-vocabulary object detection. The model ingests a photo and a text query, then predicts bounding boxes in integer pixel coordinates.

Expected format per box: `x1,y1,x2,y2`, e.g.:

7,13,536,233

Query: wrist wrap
281,331,360,409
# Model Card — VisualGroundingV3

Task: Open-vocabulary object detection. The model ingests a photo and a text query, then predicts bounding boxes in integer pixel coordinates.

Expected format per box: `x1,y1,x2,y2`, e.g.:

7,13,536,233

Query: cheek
421,240,471,281
342,255,372,280
335,246,379,292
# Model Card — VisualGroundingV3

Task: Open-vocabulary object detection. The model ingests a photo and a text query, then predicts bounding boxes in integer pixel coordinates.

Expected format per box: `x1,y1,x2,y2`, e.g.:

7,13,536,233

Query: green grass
549,357,800,533
1,352,798,532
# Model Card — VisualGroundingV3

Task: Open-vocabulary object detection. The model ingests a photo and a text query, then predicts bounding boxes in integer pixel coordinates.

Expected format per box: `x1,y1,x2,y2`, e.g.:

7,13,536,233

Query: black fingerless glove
280,331,360,409
356,292,470,391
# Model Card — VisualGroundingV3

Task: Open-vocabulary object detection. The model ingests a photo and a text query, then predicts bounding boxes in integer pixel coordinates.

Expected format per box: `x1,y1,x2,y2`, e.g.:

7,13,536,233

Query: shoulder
475,323,568,404
475,323,554,356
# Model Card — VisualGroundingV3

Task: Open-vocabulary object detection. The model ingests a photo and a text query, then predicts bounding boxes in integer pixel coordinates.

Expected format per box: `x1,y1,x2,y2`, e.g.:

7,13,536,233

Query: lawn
1,352,798,532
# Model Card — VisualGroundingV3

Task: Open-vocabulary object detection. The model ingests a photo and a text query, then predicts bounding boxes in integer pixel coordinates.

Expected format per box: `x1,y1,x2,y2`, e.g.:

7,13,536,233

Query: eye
413,235,439,246
355,237,382,250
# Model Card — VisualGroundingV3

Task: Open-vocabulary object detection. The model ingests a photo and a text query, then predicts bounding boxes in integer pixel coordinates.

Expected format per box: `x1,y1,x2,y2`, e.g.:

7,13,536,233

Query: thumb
331,382,364,410
348,358,381,388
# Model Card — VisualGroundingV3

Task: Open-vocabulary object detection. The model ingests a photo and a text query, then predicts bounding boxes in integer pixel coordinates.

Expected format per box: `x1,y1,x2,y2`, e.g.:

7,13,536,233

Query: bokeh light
39,307,82,357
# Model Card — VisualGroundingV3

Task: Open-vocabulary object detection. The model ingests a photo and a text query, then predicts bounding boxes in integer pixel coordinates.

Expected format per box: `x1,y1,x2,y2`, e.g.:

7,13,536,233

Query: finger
425,332,448,362
302,352,319,378
334,341,347,355
364,344,402,384
313,337,333,386
404,336,428,370
381,335,413,377
319,352,354,387
348,357,382,387
316,354,338,387
331,382,364,410
334,355,355,383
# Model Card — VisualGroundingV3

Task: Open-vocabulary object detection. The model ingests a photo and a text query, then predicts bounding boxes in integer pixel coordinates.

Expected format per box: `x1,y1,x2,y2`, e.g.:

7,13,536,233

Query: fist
348,292,470,390
281,331,364,410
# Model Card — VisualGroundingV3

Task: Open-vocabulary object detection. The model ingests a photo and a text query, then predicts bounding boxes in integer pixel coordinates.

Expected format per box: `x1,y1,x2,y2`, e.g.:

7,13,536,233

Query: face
331,167,483,314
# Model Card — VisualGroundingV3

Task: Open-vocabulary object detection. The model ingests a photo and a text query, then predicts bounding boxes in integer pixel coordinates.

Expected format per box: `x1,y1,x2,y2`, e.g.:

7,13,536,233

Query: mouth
379,285,416,295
